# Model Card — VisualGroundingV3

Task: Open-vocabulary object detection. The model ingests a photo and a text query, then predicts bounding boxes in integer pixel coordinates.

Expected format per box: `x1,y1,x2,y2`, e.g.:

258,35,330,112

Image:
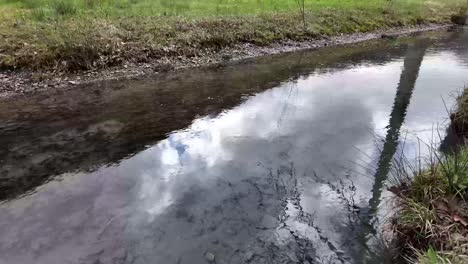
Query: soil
0,23,455,98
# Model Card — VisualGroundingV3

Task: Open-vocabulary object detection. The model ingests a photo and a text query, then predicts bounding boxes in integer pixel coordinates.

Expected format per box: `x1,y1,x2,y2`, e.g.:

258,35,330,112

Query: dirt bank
0,24,455,98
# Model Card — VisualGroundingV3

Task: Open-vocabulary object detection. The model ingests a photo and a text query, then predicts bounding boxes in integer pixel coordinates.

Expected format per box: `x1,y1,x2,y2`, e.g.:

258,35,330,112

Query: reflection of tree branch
311,170,360,217
277,53,304,129
277,82,298,128
269,164,347,263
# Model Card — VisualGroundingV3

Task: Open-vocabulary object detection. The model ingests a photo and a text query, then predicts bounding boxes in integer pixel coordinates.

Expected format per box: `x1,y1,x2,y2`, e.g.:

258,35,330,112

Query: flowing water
0,29,468,264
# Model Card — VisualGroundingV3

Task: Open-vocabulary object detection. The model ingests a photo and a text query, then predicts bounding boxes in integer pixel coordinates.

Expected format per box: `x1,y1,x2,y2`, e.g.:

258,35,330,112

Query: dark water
1,29,467,264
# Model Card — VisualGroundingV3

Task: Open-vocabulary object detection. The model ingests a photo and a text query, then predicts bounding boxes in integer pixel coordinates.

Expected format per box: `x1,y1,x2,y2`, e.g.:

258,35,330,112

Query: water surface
1,29,467,264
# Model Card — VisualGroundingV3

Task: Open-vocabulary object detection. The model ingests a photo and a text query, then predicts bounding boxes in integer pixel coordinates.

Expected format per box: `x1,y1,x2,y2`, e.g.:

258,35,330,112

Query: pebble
244,251,254,261
204,252,215,262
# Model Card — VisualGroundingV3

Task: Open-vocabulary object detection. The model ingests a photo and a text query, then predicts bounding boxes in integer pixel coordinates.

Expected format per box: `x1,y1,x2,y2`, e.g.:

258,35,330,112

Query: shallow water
0,29,467,264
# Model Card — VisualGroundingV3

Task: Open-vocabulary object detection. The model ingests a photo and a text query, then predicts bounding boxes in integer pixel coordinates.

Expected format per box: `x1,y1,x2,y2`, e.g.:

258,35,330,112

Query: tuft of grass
437,148,468,195
391,152,468,262
51,0,77,16
414,245,468,264
399,199,437,236
30,7,47,21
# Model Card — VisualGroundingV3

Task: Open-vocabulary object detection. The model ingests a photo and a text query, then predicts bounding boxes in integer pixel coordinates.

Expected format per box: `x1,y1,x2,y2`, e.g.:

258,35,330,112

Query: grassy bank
390,89,468,263
0,0,466,72
450,89,468,140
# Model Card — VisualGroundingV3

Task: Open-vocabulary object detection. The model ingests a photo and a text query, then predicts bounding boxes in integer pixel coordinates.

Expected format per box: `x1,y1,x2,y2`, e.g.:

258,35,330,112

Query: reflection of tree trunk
360,41,428,262
368,41,428,215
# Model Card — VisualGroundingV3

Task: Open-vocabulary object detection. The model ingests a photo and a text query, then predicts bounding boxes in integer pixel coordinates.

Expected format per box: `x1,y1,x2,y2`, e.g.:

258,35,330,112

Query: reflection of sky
404,54,466,136
1,41,468,264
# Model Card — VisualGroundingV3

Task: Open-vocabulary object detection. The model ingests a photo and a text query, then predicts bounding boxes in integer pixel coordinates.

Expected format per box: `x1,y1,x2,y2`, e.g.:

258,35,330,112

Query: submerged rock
381,33,398,40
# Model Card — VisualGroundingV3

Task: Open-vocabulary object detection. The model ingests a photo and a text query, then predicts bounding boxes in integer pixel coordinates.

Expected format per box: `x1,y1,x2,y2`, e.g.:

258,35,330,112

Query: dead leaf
453,213,468,227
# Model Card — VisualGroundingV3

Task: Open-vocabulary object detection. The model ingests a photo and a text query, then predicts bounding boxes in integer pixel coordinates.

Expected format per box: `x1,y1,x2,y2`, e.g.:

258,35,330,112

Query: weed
416,247,452,264
295,0,306,31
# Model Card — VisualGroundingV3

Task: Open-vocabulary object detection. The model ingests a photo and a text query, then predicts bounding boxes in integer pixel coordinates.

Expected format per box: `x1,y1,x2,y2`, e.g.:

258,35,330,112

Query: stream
0,29,467,264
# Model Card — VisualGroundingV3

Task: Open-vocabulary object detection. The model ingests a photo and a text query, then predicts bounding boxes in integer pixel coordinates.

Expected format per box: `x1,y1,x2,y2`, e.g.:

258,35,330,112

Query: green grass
416,246,465,264
0,0,466,72
0,0,441,17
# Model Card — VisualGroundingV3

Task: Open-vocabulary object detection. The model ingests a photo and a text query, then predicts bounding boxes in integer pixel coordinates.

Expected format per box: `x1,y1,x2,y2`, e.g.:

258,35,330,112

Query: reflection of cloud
127,53,467,262
0,61,411,264
126,64,388,263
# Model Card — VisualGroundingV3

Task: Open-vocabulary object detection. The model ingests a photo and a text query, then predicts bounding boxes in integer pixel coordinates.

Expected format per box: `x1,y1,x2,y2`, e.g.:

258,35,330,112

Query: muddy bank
0,23,454,98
